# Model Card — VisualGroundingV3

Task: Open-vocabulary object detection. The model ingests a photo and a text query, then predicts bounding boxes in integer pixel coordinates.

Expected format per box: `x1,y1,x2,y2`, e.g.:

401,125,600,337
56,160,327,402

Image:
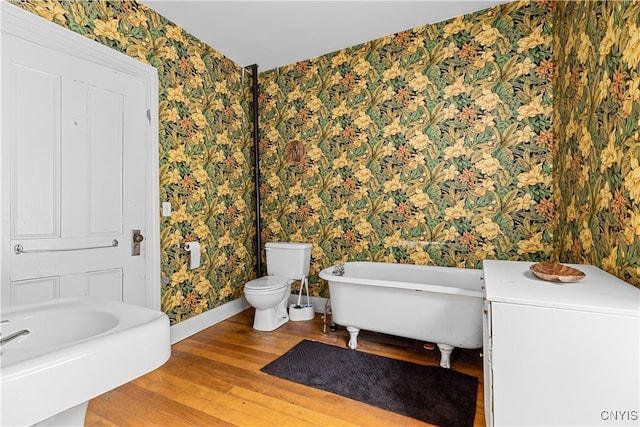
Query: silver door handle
14,239,119,255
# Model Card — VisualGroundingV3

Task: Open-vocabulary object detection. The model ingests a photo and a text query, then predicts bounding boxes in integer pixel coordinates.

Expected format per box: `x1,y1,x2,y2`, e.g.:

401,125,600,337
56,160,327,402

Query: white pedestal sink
1,297,171,426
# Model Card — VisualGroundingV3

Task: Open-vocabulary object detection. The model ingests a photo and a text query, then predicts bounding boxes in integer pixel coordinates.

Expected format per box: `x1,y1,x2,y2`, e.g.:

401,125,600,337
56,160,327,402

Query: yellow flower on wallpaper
382,62,402,81
214,182,231,197
191,111,207,128
409,247,431,265
408,72,431,91
218,231,233,248
444,138,470,160
517,164,547,187
93,19,126,45
515,57,535,77
287,87,304,102
474,243,497,260
579,222,593,251
353,112,372,129
598,184,613,210
475,24,500,46
409,189,432,209
353,58,372,76
473,178,495,197
34,1,66,23
443,15,471,38
332,101,350,118
517,94,551,120
517,25,550,53
624,157,640,202
578,125,592,158
193,218,210,237
165,25,185,43
622,23,640,68
382,118,404,137
169,205,188,225
383,174,403,193
128,10,148,28
408,132,430,150
194,279,212,296
475,89,501,111
166,85,186,103
515,193,535,210
354,166,373,183
307,196,324,211
517,232,545,255
167,291,183,310
476,153,501,175
331,50,349,68
168,145,187,163
601,247,619,274
355,220,373,237
332,153,350,169
443,76,470,99
477,217,501,240
600,133,618,172
599,15,618,65
444,200,467,221
577,36,592,64
171,265,192,286
306,97,323,112
164,230,182,248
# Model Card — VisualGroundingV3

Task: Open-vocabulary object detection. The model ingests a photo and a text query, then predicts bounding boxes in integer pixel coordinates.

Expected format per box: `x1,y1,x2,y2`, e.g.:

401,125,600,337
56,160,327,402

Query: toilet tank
265,242,312,279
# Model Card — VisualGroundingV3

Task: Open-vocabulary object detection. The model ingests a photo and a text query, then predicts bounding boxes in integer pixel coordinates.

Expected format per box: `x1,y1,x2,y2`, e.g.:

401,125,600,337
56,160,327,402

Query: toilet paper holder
175,242,201,269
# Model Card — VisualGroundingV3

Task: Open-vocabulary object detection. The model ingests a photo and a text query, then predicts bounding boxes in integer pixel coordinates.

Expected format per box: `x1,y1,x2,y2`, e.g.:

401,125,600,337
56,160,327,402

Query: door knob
131,230,144,256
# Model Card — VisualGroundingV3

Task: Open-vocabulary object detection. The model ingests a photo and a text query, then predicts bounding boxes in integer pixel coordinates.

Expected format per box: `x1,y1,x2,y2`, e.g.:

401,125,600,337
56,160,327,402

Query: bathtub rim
319,261,484,298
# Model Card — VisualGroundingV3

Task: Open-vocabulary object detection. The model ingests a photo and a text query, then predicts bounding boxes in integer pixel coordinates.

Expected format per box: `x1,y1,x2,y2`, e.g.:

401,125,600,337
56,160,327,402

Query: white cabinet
483,260,640,426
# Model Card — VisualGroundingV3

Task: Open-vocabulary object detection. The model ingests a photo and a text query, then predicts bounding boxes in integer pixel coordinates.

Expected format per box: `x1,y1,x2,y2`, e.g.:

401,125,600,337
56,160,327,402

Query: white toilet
244,242,312,331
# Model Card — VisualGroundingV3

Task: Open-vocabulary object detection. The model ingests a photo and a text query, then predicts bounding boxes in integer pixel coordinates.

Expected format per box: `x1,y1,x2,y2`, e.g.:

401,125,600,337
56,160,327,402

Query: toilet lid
245,276,289,291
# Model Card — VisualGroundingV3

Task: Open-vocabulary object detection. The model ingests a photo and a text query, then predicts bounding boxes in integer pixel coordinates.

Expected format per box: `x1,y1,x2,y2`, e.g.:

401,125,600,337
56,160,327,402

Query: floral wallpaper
9,0,258,323
552,0,640,287
258,0,556,296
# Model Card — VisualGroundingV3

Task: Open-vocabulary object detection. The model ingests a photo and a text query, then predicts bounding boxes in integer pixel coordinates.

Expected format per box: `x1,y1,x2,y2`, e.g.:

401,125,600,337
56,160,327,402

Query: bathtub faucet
332,263,345,276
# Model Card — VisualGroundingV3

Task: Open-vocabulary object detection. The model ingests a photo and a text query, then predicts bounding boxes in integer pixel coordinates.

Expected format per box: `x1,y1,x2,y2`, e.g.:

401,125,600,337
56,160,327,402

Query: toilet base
252,303,289,331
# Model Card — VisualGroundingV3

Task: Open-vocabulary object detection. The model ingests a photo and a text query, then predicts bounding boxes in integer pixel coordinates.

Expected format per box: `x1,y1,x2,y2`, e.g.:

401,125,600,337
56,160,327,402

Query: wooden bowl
530,262,585,282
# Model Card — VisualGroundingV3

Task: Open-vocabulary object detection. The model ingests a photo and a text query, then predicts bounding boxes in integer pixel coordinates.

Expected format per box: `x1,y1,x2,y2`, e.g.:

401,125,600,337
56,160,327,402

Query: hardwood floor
85,309,485,426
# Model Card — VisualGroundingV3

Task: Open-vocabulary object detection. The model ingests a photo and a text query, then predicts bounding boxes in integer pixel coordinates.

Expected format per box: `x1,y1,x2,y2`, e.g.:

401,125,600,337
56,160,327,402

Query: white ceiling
142,1,507,72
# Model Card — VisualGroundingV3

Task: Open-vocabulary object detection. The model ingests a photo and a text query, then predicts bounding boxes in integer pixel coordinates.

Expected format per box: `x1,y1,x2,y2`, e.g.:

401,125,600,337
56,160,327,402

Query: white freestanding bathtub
319,261,484,368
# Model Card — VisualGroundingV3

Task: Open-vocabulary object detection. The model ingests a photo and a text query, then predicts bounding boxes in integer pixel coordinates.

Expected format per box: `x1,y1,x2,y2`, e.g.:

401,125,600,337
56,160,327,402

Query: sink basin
1,297,170,426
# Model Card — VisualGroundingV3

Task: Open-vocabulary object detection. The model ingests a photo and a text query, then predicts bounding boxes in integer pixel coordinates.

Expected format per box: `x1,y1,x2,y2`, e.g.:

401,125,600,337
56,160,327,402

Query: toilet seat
244,276,289,292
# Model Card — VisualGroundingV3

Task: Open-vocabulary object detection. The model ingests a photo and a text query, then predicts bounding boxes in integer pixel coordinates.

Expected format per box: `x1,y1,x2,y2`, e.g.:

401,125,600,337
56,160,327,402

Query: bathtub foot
346,326,360,350
437,344,454,369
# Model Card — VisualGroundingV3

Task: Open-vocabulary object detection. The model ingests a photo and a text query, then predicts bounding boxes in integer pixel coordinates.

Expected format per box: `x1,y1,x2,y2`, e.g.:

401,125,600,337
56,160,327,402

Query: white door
3,31,149,306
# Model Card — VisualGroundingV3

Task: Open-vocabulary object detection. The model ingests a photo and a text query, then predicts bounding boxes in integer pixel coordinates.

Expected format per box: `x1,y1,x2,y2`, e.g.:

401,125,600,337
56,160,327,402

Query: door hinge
146,109,151,122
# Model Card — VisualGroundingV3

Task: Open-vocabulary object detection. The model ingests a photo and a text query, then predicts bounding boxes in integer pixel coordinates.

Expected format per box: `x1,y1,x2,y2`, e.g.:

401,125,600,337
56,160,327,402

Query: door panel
7,37,147,306
11,63,61,238
10,276,58,306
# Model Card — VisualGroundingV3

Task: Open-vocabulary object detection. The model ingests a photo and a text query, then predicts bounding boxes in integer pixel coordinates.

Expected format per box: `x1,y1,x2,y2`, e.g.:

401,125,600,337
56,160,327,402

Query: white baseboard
169,294,329,344
170,297,250,344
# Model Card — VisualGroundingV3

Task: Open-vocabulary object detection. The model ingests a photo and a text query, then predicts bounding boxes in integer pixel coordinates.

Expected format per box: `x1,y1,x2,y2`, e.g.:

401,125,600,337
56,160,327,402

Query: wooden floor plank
86,308,485,426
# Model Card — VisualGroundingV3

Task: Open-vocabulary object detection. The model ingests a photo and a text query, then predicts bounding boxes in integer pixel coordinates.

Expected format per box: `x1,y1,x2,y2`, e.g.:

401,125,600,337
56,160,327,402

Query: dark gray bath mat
260,339,478,427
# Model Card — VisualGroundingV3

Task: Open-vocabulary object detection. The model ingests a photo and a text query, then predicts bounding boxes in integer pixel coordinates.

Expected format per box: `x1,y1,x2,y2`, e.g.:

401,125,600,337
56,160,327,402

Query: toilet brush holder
289,303,314,321
289,277,314,321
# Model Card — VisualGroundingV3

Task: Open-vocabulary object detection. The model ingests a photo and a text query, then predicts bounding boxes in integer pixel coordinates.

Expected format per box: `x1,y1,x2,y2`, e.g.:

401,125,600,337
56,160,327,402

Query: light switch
162,202,171,217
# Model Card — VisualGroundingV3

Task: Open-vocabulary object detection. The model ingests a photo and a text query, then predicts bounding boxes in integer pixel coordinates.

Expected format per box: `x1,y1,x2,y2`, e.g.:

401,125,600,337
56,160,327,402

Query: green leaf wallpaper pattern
552,0,640,286
258,0,556,297
10,0,258,324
